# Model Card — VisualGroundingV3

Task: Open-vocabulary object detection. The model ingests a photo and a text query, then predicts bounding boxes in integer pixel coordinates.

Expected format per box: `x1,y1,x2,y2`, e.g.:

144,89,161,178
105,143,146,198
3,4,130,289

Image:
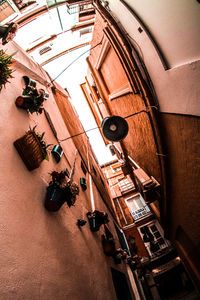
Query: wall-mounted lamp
102,116,129,142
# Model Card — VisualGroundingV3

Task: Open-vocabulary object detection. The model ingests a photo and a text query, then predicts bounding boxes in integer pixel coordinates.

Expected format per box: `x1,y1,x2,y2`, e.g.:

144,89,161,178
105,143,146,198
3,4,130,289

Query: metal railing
66,0,93,14
119,180,135,194
0,0,8,12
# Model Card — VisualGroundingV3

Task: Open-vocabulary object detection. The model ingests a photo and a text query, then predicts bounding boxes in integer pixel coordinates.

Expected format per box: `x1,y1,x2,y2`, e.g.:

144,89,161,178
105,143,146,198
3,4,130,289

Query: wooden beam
40,42,90,66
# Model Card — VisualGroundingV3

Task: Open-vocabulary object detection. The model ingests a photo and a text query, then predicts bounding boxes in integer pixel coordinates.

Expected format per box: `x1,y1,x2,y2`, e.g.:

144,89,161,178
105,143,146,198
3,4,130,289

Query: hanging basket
86,210,109,232
44,185,74,212
44,185,66,212
14,130,46,171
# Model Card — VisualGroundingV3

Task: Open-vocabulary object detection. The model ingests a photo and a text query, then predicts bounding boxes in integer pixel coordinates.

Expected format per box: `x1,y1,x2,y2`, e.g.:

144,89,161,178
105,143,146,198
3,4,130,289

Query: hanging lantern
101,116,129,142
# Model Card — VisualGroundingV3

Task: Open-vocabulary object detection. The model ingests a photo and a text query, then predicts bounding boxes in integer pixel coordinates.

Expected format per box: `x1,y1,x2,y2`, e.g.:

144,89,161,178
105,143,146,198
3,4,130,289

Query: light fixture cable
50,39,103,84
59,107,158,143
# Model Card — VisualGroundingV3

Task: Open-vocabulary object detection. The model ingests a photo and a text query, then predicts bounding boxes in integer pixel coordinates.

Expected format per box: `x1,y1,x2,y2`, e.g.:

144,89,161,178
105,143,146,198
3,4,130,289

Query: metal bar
55,0,63,31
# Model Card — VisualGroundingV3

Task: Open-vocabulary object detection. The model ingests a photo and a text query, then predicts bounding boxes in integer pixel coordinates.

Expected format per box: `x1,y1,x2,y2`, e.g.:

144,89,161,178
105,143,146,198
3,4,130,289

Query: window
79,4,93,11
138,220,170,258
95,38,133,101
114,223,131,256
118,176,134,194
80,27,92,36
125,193,151,221
112,166,121,173
39,46,52,55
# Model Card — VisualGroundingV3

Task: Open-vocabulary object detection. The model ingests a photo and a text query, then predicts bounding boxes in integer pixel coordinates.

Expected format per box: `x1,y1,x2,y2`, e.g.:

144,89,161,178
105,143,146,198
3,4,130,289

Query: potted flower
0,50,14,91
45,170,79,212
86,210,109,232
0,22,18,45
113,248,128,264
15,86,45,114
13,126,51,170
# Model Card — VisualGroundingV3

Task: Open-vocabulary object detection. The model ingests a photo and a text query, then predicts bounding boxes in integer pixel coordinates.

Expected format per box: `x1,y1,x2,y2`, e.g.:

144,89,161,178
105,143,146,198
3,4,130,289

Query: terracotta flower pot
15,95,32,110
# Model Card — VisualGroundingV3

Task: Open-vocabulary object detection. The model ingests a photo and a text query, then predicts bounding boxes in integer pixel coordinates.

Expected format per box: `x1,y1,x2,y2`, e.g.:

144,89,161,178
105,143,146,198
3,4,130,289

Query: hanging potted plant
45,171,79,212
86,210,109,232
0,50,15,92
13,126,51,170
45,170,69,212
0,22,18,45
101,224,116,256
45,151,79,212
15,86,45,114
113,248,128,264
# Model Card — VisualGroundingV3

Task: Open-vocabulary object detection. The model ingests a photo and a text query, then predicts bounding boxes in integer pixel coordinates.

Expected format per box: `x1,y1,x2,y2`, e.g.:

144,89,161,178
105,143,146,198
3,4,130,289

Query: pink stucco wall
0,41,131,299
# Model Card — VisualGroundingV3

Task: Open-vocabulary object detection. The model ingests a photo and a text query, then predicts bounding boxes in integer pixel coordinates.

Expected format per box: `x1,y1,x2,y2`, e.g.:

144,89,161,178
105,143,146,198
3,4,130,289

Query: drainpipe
89,173,95,211
87,139,95,211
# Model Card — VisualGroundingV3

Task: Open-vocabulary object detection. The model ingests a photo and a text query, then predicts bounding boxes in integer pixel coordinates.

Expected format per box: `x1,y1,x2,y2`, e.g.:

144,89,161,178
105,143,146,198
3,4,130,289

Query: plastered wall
88,5,200,288
107,0,200,116
0,41,129,300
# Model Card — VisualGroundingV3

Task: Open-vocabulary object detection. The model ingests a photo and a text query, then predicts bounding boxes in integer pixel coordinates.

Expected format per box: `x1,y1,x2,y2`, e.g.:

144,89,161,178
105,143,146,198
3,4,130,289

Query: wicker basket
14,130,46,171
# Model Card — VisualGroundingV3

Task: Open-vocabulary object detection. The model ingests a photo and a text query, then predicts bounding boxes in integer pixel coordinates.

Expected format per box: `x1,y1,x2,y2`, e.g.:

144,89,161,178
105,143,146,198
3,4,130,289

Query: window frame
125,193,152,222
95,37,133,101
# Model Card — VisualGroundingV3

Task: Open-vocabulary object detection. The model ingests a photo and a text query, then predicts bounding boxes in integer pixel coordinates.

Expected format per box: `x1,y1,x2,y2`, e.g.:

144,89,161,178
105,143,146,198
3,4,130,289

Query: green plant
31,126,52,160
49,170,79,207
0,50,14,91
0,22,18,45
22,87,45,114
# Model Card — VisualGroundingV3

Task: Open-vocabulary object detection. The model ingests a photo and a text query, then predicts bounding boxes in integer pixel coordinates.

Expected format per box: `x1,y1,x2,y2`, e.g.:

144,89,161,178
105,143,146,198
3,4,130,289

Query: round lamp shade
102,116,129,142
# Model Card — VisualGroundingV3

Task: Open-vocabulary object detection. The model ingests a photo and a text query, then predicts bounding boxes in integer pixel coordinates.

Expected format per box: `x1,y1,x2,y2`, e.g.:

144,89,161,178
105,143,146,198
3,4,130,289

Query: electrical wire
59,107,157,143
50,39,103,84
59,125,101,142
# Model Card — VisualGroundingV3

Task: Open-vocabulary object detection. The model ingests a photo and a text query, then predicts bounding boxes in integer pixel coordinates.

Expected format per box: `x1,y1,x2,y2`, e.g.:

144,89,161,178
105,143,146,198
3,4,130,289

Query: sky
43,45,115,165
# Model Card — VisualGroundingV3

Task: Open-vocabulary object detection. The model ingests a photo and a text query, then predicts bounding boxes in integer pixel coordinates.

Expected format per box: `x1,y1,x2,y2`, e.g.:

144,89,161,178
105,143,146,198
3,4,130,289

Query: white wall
106,0,200,116
110,0,200,68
